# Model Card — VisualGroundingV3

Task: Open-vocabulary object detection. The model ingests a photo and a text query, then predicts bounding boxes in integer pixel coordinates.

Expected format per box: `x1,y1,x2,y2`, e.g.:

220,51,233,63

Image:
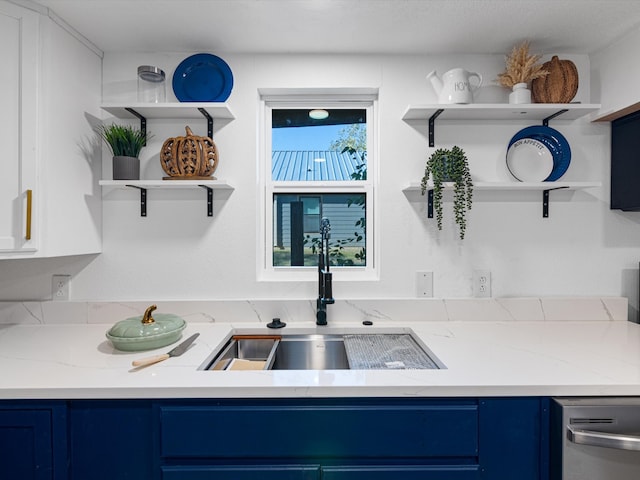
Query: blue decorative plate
172,53,233,102
507,126,571,181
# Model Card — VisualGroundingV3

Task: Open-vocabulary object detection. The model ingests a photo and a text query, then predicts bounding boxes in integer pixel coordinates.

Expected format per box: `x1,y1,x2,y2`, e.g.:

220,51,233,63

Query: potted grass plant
497,41,549,104
98,123,152,180
420,146,473,240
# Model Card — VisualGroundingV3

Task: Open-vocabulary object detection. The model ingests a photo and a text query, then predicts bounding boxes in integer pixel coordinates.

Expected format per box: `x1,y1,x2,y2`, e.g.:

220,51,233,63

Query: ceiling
32,0,640,55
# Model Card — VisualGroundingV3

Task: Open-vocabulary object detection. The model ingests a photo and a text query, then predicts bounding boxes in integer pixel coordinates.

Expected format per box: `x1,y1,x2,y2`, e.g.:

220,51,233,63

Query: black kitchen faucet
316,217,335,325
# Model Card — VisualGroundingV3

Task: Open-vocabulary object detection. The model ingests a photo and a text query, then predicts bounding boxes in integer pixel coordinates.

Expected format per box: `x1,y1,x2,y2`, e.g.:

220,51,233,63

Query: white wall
591,26,640,116
1,45,639,320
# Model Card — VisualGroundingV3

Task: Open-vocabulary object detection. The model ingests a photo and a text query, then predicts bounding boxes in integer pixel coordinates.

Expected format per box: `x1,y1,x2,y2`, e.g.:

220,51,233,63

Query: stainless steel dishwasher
551,397,640,479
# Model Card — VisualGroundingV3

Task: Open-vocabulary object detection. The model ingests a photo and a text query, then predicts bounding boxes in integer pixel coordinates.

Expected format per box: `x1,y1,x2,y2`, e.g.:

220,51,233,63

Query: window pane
273,193,366,267
272,109,367,182
302,197,320,233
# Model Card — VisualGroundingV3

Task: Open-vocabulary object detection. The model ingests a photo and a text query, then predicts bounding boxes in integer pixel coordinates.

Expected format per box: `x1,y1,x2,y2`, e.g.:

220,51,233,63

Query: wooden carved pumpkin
531,55,578,103
160,126,218,179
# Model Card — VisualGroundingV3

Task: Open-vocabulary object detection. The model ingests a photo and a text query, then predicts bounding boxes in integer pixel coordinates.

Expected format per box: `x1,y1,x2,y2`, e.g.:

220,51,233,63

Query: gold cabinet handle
25,189,32,240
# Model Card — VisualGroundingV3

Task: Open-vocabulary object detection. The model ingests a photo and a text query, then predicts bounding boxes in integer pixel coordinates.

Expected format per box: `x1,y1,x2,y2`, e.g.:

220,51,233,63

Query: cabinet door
0,1,38,253
0,409,54,480
611,111,640,210
69,400,154,480
479,398,548,480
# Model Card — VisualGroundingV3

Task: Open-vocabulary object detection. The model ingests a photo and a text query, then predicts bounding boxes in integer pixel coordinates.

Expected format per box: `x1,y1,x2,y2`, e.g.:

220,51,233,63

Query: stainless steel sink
200,330,444,371
271,334,349,370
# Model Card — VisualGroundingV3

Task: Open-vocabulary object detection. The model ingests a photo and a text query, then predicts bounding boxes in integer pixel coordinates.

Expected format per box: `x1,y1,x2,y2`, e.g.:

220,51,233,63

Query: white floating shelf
100,102,235,120
99,180,234,217
100,103,235,140
402,104,601,122
404,181,601,192
99,179,234,189
404,181,601,219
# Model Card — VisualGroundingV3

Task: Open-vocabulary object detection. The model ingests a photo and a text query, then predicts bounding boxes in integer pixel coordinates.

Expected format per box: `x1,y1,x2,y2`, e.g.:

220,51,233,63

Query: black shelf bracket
542,109,569,126
124,108,147,146
428,109,444,147
423,186,570,219
199,185,214,217
198,108,214,139
121,184,217,217
427,107,572,147
427,189,434,218
542,186,569,218
123,107,214,142
126,185,147,217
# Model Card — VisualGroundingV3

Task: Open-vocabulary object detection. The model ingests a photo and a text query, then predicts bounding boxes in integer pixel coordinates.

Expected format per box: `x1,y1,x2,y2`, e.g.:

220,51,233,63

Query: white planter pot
509,83,531,104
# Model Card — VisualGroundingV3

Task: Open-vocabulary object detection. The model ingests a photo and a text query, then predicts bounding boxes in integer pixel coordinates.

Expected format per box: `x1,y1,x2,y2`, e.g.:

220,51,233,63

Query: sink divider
208,335,281,371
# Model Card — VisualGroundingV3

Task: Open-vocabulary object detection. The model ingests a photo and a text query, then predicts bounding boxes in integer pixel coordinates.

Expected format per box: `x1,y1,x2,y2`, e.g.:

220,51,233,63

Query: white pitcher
427,68,483,104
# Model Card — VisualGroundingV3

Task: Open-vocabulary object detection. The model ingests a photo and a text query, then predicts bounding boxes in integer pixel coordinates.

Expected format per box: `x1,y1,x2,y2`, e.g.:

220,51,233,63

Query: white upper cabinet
0,1,38,253
0,1,103,259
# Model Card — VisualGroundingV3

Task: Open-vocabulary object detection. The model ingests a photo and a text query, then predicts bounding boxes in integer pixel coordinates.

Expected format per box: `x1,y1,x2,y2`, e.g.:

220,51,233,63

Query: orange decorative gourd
531,56,578,103
160,126,218,179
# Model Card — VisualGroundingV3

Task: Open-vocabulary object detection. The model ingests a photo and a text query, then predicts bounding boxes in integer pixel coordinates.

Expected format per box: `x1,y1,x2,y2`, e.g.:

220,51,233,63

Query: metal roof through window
272,150,365,181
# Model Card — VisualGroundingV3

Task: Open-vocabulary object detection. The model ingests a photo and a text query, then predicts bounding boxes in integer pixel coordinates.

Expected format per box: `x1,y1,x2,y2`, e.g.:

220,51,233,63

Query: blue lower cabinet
0,402,67,480
68,400,154,480
162,464,481,480
154,397,548,480
0,409,53,480
159,400,478,459
162,465,320,480
5,396,547,479
321,465,481,479
478,398,549,480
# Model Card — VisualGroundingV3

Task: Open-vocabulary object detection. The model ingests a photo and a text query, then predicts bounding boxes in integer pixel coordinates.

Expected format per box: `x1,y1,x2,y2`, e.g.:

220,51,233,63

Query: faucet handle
323,272,335,304
321,217,331,237
316,309,327,326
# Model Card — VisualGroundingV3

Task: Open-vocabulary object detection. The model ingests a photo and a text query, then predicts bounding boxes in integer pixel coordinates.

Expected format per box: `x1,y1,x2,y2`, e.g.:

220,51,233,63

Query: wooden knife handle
132,353,170,367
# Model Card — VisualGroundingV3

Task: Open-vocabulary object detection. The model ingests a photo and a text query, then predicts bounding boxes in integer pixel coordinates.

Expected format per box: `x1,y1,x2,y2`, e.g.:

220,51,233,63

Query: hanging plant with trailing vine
420,146,473,239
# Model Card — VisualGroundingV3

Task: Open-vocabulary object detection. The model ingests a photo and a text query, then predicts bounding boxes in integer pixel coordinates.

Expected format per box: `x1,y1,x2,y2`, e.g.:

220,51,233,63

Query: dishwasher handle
568,425,640,452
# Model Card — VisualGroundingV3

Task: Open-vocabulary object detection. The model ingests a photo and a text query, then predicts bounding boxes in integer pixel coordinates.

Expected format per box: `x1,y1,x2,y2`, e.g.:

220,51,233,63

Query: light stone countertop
1,319,639,399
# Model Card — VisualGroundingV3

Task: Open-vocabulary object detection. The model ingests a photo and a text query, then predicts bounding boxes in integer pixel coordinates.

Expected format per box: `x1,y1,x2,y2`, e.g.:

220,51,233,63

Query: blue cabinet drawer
322,465,481,480
161,464,479,480
159,401,478,459
162,465,320,480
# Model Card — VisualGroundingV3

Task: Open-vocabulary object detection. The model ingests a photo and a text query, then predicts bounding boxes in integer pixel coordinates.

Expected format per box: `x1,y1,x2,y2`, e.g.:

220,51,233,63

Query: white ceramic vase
509,83,531,104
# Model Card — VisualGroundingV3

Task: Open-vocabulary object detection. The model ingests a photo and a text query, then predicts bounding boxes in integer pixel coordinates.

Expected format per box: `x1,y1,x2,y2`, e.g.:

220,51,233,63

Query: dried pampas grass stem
497,41,549,88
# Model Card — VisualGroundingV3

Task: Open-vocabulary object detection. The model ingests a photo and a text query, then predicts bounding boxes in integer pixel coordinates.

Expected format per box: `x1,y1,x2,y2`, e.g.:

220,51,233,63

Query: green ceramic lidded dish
106,305,186,351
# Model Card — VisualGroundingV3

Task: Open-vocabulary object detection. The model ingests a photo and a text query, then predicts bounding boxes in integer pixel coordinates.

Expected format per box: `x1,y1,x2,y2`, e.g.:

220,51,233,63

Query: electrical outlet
416,271,434,298
473,270,491,298
52,275,70,301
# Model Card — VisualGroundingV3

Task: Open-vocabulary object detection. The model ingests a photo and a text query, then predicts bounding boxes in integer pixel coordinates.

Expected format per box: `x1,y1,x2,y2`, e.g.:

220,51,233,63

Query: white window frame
257,88,379,282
